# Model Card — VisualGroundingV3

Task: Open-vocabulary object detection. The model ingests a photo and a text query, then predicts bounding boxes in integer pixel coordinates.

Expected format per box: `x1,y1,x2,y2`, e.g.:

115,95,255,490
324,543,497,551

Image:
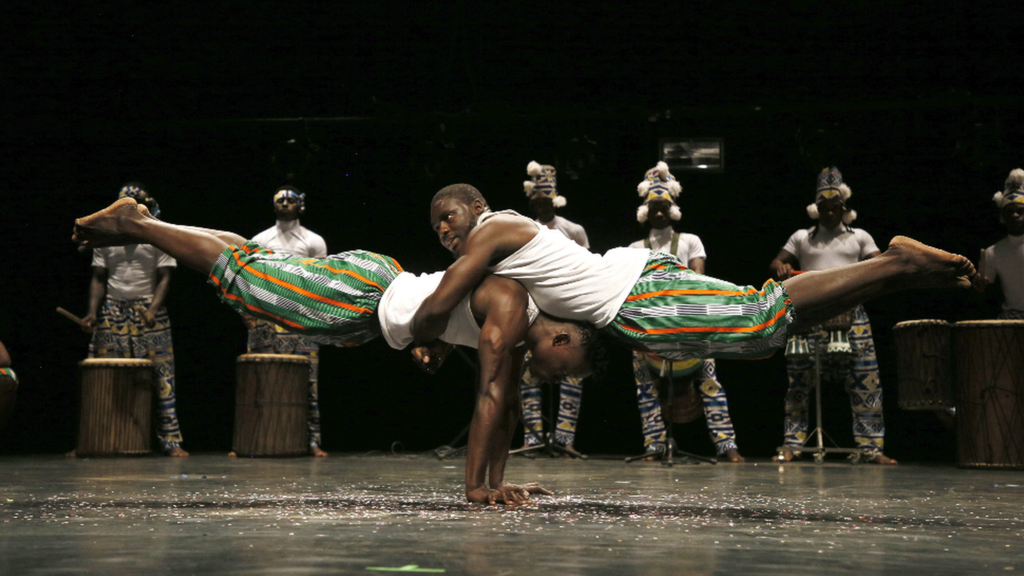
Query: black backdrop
3,2,1020,460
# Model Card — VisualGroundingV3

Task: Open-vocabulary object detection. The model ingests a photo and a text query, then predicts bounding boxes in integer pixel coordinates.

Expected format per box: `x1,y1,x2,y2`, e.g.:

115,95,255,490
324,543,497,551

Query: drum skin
76,358,154,456
233,354,310,457
953,321,1024,469
893,320,953,410
0,371,18,433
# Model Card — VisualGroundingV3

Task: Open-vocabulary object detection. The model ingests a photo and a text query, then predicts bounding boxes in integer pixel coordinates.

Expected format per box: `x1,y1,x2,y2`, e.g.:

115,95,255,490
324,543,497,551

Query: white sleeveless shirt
378,270,539,349
483,211,650,328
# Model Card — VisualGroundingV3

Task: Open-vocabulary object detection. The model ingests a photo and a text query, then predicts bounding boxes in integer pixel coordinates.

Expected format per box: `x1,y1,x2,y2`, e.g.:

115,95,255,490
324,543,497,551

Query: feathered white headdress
807,166,856,224
636,161,682,223
523,161,565,207
993,168,1024,208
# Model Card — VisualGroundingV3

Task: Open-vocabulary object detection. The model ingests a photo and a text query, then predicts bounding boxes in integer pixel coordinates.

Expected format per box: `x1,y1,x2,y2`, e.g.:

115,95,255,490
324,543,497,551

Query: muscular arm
687,257,706,275
412,216,537,343
83,267,108,333
769,249,799,281
464,276,531,503
0,339,11,368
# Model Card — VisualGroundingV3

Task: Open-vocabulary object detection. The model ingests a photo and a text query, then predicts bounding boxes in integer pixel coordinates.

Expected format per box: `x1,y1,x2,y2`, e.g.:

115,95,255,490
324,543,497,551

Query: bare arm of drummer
82,266,108,333
769,249,799,281
464,275,548,505
144,267,172,328
0,339,11,368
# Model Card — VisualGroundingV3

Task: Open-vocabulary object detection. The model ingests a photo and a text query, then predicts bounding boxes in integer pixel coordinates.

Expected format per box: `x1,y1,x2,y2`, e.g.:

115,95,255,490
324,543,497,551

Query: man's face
816,197,846,229
647,198,674,230
529,196,555,223
526,328,593,382
274,195,301,221
1002,203,1024,236
431,197,483,257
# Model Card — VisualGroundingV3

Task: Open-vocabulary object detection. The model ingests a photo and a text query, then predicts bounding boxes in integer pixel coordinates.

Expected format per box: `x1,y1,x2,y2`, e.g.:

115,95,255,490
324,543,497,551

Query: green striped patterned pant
208,242,403,347
607,252,794,362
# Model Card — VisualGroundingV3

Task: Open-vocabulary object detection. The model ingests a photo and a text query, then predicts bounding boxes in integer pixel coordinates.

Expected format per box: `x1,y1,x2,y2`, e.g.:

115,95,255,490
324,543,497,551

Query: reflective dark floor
1,454,1021,575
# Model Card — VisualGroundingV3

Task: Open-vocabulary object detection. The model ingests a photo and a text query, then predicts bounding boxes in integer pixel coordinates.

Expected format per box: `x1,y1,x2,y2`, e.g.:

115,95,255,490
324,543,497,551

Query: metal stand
509,380,588,460
776,332,868,464
625,367,716,467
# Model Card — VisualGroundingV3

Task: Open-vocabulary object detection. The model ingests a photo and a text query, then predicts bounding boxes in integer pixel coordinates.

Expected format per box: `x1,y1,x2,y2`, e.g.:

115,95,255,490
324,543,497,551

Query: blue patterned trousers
634,354,738,455
782,305,884,455
247,320,322,451
519,351,584,447
88,296,183,452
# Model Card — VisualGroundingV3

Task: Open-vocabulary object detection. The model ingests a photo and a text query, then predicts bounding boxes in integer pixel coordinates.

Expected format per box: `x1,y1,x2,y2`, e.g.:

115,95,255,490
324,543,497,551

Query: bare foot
165,446,189,457
888,236,976,290
65,449,77,458
771,450,799,462
72,198,147,251
721,448,746,463
227,451,237,457
867,453,898,465
311,446,329,458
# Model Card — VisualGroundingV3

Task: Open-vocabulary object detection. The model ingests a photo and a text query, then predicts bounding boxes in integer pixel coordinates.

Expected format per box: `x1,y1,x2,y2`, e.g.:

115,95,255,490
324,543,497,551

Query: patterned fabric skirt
209,242,403,347
607,252,794,361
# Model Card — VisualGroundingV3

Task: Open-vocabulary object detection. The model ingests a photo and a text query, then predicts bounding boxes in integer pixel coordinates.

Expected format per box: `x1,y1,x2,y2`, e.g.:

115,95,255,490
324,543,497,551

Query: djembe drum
76,358,154,456
233,354,310,457
893,320,954,410
0,368,18,433
645,355,704,423
953,320,1024,469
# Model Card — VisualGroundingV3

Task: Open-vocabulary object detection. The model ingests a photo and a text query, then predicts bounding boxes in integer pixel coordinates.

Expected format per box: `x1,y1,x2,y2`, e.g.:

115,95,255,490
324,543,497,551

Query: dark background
3,2,1020,460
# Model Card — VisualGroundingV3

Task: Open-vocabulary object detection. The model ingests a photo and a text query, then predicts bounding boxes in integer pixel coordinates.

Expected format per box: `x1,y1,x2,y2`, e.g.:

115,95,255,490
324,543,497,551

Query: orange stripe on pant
615,306,788,335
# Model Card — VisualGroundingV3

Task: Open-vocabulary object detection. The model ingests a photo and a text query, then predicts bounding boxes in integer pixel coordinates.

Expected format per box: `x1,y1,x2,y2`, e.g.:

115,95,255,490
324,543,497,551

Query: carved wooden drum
893,320,954,410
76,358,154,456
233,354,310,457
953,320,1024,469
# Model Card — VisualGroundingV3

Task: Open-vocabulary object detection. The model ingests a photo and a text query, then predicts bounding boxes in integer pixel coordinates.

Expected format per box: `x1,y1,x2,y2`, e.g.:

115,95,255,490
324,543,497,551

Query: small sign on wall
659,138,724,172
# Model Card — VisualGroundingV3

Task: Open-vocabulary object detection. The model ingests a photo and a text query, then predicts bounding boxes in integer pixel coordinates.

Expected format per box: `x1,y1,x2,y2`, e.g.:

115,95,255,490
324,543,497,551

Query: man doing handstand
72,198,604,505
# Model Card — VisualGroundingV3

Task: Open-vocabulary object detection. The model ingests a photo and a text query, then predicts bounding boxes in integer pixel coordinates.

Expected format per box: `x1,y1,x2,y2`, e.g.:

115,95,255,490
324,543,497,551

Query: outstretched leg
73,198,247,274
783,236,975,331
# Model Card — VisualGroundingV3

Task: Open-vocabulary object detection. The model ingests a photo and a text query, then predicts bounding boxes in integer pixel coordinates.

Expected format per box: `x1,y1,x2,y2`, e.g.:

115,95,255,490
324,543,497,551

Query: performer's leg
778,351,815,461
843,308,895,464
783,237,974,331
633,352,667,454
135,301,186,457
73,198,243,273
292,335,325,457
519,352,543,448
553,376,583,448
698,360,744,462
88,297,131,360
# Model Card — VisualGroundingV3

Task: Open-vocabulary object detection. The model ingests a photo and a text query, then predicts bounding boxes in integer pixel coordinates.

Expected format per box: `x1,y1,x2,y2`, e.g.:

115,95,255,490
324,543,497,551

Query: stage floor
0,454,1020,575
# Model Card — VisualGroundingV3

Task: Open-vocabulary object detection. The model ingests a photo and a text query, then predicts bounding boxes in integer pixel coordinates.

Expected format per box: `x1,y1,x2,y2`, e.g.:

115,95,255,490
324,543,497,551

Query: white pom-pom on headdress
839,184,852,201
670,205,682,220
523,181,535,196
668,180,682,197
553,195,566,208
807,203,819,219
637,180,651,197
842,209,858,225
993,191,1005,205
657,161,670,181
1007,168,1024,190
527,161,543,176
636,204,649,223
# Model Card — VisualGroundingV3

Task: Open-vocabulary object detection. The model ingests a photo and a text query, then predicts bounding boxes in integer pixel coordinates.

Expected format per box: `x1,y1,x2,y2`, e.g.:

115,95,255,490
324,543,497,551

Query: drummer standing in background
80,183,186,457
516,162,589,457
976,168,1024,319
246,185,329,457
769,167,895,464
627,162,745,462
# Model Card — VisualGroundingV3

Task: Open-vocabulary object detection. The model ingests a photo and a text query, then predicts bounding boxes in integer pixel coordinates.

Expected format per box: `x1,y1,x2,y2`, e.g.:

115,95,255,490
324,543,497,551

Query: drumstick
56,307,89,328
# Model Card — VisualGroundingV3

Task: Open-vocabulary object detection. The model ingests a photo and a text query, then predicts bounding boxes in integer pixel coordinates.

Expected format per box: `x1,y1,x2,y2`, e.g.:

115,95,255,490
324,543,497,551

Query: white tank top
483,211,650,328
378,270,539,349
